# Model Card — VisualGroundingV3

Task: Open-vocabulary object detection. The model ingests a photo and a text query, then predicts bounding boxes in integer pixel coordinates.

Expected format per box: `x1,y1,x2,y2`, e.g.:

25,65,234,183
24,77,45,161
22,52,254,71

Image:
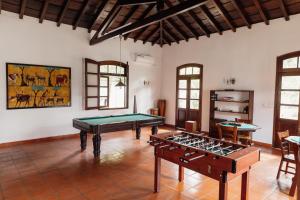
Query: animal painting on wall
6,63,71,109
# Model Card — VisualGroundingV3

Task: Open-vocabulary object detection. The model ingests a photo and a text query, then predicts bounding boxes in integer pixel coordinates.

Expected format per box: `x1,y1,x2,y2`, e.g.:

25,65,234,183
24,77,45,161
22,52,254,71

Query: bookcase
209,90,254,137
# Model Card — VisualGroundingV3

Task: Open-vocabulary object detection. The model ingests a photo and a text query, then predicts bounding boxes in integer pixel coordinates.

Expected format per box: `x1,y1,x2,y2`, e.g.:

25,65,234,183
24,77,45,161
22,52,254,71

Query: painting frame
6,63,71,110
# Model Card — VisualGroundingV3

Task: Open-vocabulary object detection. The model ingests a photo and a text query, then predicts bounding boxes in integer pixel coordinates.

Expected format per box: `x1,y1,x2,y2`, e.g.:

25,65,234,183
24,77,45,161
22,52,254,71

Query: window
85,59,128,110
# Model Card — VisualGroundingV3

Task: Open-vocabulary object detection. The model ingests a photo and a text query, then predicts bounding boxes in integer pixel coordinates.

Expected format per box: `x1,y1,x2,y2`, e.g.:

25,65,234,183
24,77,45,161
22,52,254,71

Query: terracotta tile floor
0,127,298,200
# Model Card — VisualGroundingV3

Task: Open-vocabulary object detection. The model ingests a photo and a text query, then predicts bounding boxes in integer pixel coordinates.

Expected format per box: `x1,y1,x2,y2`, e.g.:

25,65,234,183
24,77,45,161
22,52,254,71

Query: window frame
273,51,300,147
85,59,129,110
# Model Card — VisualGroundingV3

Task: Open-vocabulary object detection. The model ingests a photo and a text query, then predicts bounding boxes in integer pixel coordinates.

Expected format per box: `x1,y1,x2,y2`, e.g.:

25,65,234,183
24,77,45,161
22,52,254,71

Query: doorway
176,64,203,131
273,51,300,147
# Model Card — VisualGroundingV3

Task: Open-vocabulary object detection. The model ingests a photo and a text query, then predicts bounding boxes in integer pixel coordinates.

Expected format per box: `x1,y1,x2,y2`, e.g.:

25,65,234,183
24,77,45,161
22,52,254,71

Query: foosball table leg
241,171,249,200
219,180,228,200
154,156,161,193
178,166,184,182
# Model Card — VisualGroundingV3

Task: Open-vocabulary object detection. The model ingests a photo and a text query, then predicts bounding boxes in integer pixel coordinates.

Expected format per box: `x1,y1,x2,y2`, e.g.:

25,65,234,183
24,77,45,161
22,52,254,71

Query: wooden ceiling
1,0,300,47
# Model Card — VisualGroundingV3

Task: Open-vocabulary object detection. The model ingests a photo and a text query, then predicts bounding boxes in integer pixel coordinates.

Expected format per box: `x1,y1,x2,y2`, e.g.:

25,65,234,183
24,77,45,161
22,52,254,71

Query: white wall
0,11,162,143
2,10,300,145
161,14,300,144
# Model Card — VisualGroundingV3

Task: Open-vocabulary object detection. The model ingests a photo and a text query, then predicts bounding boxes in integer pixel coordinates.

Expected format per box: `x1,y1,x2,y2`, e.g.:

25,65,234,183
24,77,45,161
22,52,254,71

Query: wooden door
274,51,300,147
176,64,203,131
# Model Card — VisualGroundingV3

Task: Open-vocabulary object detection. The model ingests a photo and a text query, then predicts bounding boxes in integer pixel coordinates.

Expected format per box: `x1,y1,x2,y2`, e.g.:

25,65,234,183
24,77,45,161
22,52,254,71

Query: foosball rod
179,154,206,164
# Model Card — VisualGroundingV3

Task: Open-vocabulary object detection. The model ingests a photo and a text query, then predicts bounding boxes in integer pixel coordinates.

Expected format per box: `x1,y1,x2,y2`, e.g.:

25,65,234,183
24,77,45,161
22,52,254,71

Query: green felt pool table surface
78,113,162,125
219,121,259,131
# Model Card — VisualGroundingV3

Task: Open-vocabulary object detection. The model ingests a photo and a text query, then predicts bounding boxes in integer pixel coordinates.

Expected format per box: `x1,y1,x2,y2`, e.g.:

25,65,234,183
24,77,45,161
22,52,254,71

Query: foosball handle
179,154,206,164
169,146,179,151
159,144,171,149
147,140,164,146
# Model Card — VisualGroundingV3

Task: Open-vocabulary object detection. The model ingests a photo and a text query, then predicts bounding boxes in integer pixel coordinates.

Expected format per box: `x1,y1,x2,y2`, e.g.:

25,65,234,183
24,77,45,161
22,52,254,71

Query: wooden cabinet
209,90,254,137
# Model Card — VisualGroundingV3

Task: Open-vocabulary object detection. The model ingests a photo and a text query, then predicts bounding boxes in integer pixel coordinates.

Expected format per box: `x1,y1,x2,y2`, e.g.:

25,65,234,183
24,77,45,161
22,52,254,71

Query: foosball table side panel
155,147,230,181
228,147,260,173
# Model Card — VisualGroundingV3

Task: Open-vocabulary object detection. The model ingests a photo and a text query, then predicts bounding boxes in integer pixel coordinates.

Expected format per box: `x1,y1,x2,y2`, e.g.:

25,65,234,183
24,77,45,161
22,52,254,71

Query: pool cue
133,95,137,113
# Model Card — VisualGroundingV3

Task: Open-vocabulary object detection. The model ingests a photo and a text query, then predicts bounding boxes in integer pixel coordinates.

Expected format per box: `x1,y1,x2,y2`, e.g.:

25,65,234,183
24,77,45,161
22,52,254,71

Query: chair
276,130,296,180
216,124,238,143
289,142,299,196
235,118,252,145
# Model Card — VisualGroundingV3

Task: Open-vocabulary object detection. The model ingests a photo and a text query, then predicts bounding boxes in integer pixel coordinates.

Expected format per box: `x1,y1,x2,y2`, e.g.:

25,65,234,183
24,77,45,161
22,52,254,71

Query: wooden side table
286,136,300,200
185,121,197,132
150,108,159,116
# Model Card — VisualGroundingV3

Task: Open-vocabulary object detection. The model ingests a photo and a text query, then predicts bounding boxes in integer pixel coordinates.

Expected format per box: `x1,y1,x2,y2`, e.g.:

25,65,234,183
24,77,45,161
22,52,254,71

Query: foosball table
149,131,260,200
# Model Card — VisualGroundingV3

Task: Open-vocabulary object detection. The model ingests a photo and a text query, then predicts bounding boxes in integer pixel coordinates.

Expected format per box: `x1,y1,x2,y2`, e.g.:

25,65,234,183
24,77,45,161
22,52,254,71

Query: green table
218,121,260,132
73,113,165,157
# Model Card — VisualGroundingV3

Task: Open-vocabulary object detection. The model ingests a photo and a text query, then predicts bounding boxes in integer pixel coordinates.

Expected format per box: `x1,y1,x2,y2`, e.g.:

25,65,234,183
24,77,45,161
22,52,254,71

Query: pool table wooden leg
93,134,101,158
136,127,141,139
80,131,87,151
151,125,158,135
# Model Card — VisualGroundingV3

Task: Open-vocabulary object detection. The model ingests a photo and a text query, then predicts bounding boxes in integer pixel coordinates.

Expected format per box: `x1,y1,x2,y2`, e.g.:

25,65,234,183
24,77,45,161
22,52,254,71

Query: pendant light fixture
116,34,126,88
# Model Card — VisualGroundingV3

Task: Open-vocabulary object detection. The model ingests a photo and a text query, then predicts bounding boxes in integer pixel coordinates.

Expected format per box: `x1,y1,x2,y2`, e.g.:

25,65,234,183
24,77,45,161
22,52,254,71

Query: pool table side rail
73,115,165,134
75,113,160,121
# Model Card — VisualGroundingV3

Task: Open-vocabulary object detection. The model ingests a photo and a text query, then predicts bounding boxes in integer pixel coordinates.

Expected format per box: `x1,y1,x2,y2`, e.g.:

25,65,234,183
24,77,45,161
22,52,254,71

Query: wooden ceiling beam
253,0,269,25
91,0,208,45
142,24,160,44
89,0,109,33
176,14,200,39
39,0,49,23
231,0,251,29
200,5,222,35
151,34,160,46
163,29,177,44
165,0,200,39
57,0,71,27
278,0,289,21
178,0,209,37
134,26,148,42
73,0,92,30
119,5,139,27
212,0,236,32
19,0,27,19
127,4,156,40
165,19,189,41
163,22,180,44
118,0,156,6
101,4,122,35
164,37,171,46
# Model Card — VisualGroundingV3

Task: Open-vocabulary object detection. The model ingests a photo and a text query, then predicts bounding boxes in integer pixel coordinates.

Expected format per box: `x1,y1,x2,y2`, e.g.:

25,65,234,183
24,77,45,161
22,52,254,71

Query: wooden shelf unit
209,90,254,137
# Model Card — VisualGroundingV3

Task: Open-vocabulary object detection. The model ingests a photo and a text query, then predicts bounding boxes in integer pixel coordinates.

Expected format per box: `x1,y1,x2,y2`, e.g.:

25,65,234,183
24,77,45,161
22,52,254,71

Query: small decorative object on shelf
221,96,234,101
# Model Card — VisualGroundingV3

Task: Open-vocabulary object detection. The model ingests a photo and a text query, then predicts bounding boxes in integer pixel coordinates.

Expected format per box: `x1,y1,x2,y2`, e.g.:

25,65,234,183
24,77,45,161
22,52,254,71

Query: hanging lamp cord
119,34,122,66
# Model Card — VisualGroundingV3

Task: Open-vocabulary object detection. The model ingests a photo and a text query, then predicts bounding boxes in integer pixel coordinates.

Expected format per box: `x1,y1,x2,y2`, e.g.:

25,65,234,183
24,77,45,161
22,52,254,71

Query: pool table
73,113,165,158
